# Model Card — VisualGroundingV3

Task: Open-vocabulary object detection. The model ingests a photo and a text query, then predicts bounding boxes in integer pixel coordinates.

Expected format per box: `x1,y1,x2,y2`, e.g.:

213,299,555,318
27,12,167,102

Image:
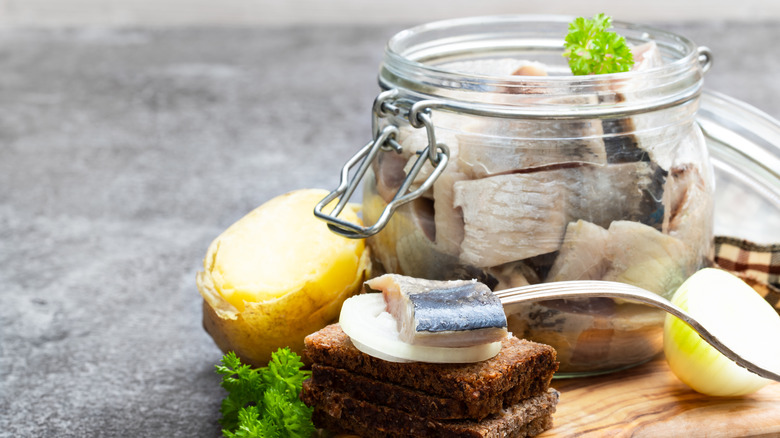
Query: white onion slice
339,293,503,363
664,268,780,396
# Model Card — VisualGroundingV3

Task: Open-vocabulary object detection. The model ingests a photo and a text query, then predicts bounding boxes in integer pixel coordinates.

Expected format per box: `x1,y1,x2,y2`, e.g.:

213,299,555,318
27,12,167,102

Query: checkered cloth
714,236,780,315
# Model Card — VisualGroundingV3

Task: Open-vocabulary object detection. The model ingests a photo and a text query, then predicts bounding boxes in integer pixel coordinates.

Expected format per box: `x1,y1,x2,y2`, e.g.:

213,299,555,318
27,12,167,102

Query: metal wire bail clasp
314,90,450,239
697,46,713,74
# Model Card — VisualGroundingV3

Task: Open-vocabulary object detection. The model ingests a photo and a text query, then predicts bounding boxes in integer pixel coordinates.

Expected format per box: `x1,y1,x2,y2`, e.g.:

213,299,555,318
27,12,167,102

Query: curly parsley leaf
216,349,314,438
223,406,279,438
262,389,315,438
216,352,265,432
262,346,310,397
563,13,634,75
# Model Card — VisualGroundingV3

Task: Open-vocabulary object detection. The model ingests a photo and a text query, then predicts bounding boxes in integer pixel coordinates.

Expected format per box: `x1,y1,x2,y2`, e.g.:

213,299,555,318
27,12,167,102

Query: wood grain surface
541,357,780,437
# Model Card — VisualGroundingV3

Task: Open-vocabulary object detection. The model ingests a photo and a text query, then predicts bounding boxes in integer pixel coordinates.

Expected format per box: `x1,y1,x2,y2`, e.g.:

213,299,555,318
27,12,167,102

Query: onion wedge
664,268,780,396
339,293,503,363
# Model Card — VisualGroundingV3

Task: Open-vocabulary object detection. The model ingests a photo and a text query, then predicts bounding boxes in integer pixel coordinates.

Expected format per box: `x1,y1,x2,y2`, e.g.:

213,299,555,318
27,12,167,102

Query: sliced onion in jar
664,268,780,396
339,293,503,363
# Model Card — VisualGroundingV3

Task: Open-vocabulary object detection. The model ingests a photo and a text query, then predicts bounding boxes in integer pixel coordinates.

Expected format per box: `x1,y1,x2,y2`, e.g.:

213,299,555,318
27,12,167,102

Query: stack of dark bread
301,324,560,438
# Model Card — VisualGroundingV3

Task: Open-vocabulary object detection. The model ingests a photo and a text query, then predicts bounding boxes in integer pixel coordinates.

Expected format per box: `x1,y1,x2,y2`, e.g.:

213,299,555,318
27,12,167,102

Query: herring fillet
454,162,667,268
664,164,713,252
399,125,467,257
602,221,694,297
366,274,508,348
455,172,568,267
548,220,694,297
631,41,664,71
456,118,607,178
607,41,679,169
433,166,468,256
365,125,465,278
545,220,611,282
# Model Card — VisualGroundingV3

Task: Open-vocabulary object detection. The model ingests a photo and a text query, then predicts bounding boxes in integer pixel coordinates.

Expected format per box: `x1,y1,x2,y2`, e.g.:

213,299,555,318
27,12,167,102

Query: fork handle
497,281,780,382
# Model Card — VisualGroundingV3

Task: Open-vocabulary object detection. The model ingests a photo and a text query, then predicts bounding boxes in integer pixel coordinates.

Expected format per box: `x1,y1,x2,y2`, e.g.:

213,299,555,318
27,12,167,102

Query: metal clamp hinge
314,90,450,239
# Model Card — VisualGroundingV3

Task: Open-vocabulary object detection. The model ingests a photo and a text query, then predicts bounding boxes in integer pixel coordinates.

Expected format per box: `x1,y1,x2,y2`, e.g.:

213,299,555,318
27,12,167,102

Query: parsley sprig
215,349,314,438
563,13,634,75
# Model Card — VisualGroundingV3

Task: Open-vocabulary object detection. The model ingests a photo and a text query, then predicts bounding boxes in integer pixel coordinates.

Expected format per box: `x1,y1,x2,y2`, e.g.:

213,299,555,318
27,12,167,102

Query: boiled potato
197,189,370,367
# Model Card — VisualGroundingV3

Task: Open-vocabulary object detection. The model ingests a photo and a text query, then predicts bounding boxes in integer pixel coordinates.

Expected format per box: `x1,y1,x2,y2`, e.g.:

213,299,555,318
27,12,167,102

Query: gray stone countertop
1,21,779,437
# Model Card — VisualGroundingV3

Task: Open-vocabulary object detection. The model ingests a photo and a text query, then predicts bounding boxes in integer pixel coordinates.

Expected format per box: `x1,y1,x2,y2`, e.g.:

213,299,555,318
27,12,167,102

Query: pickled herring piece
603,221,693,297
631,41,664,71
664,164,713,251
547,220,694,297
397,124,467,257
375,150,410,204
544,220,611,282
454,161,667,267
364,176,459,279
608,41,678,169
489,261,542,290
457,119,607,178
430,167,468,257
440,58,548,77
420,129,467,257
455,173,567,267
366,274,508,348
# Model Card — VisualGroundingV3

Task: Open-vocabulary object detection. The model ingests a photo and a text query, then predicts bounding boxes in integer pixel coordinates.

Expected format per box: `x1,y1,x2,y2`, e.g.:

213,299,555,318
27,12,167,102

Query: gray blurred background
1,0,778,26
1,2,779,437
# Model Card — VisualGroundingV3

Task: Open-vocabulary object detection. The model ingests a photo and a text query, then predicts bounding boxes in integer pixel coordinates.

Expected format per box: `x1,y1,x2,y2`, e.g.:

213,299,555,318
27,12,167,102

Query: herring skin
411,284,506,333
367,274,508,348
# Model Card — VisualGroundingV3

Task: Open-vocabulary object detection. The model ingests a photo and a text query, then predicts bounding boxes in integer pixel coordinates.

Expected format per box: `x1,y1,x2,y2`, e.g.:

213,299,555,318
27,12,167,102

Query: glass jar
699,91,780,244
316,16,715,377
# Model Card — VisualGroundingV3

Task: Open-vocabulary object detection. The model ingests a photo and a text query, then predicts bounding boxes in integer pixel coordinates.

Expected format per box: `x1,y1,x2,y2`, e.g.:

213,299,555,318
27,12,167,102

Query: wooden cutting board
540,357,780,437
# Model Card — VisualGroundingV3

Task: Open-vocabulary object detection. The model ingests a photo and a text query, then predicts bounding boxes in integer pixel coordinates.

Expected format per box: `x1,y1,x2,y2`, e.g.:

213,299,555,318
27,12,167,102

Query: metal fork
495,280,780,382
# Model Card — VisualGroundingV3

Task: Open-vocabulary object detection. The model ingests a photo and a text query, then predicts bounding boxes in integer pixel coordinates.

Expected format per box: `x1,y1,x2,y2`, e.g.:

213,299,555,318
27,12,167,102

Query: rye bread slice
311,363,552,421
302,380,559,438
303,324,558,403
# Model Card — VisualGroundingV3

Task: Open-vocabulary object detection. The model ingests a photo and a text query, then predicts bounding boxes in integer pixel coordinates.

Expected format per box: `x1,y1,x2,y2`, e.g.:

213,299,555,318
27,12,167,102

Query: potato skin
200,247,370,367
197,189,371,367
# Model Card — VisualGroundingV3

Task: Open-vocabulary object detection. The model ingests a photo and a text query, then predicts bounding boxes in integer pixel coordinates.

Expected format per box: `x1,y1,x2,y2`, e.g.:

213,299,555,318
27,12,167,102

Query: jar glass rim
380,15,706,115
385,14,700,83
